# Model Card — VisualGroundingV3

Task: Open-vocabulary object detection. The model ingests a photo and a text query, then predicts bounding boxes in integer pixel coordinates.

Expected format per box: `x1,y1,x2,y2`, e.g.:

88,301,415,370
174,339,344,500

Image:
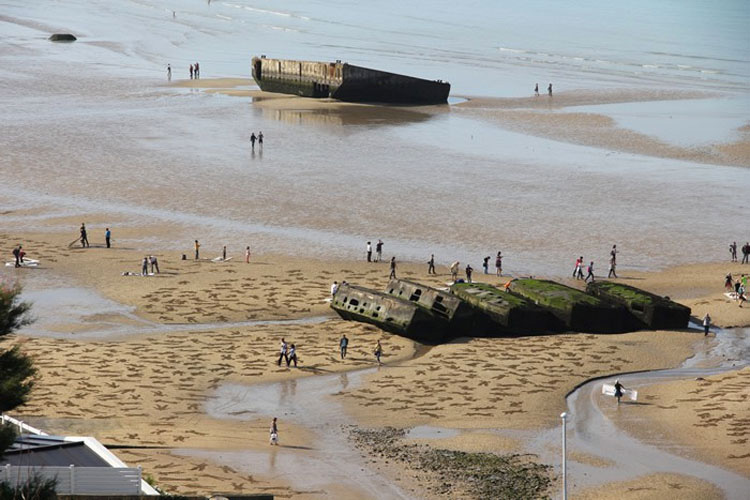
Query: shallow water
1,0,749,277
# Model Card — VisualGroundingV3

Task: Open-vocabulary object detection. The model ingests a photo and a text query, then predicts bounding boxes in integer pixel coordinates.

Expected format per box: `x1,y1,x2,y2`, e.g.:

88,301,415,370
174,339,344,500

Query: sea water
1,0,749,275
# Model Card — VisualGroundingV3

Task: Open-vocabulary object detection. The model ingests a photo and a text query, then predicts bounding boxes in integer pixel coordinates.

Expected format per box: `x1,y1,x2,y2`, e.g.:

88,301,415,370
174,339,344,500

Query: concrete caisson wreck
586,281,691,330
510,279,629,333
252,56,450,104
450,282,561,335
331,283,449,342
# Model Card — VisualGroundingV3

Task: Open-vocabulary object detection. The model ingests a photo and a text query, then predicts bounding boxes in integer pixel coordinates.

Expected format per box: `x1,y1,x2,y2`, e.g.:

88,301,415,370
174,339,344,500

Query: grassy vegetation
588,281,656,307
511,279,601,311
451,282,532,309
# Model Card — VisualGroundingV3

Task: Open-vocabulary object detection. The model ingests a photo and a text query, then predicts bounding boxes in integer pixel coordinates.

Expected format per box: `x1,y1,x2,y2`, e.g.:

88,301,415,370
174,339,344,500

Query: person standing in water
548,83,553,96
167,64,171,81
250,132,257,150
189,64,194,79
258,131,264,148
703,313,711,336
534,83,539,96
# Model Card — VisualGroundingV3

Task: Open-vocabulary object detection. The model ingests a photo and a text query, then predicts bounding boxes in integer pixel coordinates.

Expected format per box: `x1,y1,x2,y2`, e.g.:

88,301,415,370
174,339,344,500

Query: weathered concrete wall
257,57,342,84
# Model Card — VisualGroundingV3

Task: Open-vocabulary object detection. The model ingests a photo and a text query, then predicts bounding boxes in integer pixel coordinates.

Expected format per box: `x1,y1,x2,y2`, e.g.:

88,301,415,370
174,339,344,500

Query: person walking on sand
465,263,473,283
483,256,490,274
340,334,348,359
450,261,460,282
331,280,339,298
495,251,503,277
375,239,383,262
366,241,372,262
194,240,200,260
167,64,171,81
613,379,626,405
258,131,264,148
150,255,160,274
730,241,738,262
141,256,149,276
105,227,111,248
610,244,617,265
269,417,279,445
389,256,397,279
548,83,553,96
250,132,257,149
374,340,383,365
278,338,288,366
703,313,711,336
534,83,539,96
287,343,298,367
427,254,436,274
80,223,89,248
608,256,617,278
584,261,595,282
245,246,251,263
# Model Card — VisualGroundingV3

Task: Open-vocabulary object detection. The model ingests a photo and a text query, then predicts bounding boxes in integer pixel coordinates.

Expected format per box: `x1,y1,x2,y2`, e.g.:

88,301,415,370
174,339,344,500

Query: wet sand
617,367,750,478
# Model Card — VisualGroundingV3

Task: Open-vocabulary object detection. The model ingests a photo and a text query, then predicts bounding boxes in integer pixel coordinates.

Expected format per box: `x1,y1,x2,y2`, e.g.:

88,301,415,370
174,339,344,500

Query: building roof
3,434,111,467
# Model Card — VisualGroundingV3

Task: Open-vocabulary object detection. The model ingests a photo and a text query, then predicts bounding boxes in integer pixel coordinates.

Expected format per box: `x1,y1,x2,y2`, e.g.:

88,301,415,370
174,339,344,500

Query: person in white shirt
331,281,339,297
277,338,288,366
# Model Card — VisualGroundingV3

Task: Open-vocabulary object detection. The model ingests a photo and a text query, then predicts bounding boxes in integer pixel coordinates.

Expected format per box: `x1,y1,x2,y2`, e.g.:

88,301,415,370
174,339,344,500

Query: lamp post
561,411,568,500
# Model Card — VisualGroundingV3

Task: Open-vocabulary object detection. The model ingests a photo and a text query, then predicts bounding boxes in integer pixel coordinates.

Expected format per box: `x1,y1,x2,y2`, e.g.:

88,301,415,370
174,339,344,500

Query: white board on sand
211,256,233,262
5,259,39,267
602,383,638,401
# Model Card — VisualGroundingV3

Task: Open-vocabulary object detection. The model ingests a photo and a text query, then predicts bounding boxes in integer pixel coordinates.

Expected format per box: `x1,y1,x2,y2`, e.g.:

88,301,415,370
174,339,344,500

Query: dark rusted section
586,281,691,330
331,283,448,342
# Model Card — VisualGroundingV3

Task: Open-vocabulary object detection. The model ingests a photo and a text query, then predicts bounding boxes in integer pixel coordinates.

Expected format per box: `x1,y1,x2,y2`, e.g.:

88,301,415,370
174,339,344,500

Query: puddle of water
203,367,412,499
16,276,331,339
406,425,461,440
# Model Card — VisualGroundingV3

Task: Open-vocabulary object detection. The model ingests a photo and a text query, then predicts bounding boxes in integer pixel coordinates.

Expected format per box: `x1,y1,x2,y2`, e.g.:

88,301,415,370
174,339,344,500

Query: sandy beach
2,223,748,497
